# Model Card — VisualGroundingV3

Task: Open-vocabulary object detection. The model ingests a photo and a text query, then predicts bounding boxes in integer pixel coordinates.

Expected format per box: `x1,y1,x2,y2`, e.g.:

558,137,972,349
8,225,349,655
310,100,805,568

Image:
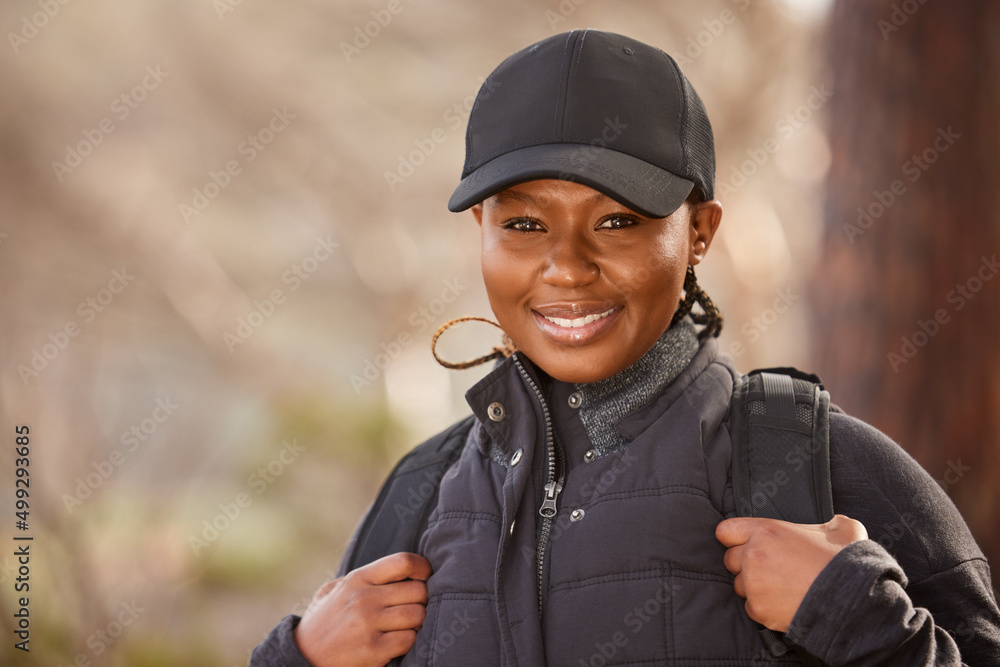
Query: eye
501,217,544,232
596,214,639,230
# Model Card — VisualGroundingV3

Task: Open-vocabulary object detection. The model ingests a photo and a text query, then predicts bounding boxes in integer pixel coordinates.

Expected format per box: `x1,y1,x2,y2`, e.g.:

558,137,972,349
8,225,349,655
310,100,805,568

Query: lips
531,303,621,346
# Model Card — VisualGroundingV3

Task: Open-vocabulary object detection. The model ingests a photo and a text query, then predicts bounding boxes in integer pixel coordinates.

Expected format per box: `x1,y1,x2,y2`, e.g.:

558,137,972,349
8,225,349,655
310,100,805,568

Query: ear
471,203,484,227
688,200,723,266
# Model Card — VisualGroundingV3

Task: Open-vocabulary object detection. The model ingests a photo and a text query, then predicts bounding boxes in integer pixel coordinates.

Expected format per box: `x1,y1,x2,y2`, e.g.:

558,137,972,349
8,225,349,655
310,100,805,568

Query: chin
535,357,620,384
511,323,657,384
544,369,598,383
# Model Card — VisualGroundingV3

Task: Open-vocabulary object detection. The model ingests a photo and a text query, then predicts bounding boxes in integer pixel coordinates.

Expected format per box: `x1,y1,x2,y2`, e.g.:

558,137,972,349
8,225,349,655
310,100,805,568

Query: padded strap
732,368,834,664
762,372,797,420
348,415,475,572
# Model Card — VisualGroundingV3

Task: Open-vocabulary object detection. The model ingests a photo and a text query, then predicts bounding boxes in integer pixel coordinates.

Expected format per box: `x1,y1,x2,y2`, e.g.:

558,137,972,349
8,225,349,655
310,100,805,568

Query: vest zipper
512,356,564,617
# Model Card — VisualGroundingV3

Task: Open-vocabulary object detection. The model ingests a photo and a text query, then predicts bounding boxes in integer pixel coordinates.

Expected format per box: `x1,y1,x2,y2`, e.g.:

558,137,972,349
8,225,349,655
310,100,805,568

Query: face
472,179,722,383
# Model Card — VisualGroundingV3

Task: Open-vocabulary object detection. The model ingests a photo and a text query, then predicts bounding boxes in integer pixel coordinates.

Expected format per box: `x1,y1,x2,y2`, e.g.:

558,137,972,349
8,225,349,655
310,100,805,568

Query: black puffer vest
402,339,788,666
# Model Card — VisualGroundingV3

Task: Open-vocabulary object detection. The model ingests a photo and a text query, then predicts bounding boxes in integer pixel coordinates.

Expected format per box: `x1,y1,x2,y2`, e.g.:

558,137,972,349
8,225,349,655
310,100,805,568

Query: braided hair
669,191,724,340
670,265,723,340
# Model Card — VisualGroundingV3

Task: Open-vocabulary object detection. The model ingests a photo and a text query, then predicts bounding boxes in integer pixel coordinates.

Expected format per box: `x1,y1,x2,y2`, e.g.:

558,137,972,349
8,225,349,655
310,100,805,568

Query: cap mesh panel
678,74,715,201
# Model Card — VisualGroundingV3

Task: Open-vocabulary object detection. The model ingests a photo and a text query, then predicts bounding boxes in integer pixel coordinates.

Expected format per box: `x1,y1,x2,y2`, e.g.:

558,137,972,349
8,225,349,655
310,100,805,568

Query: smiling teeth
543,308,614,329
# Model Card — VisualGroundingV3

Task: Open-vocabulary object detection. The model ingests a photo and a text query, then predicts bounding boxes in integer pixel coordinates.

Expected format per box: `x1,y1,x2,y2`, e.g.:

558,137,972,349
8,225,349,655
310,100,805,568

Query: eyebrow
487,187,613,209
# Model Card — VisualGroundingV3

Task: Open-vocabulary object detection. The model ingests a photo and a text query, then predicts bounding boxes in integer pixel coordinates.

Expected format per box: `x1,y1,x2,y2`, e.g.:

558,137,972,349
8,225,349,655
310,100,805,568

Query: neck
572,317,701,457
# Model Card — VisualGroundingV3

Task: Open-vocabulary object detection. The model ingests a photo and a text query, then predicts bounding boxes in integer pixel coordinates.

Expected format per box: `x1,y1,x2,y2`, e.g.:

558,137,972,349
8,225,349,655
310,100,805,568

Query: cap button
568,392,583,409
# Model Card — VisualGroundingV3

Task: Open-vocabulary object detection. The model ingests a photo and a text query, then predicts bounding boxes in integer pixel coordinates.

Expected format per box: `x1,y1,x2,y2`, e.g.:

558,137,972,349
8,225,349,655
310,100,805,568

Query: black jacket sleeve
786,413,1000,665
249,508,370,666
249,615,315,666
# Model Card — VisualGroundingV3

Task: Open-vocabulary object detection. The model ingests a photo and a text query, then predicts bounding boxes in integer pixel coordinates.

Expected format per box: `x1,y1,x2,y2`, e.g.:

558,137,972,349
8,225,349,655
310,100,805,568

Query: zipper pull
539,481,563,518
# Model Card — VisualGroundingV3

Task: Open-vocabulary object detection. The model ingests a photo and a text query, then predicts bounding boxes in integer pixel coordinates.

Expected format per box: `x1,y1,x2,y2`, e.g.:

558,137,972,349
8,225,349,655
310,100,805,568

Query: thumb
715,516,765,547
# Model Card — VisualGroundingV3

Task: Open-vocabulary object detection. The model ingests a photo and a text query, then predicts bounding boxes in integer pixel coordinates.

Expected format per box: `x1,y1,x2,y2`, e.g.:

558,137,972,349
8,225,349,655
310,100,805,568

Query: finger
377,602,427,632
401,553,433,581
375,579,429,607
722,544,743,575
360,552,433,586
732,572,747,599
744,598,763,626
376,628,419,660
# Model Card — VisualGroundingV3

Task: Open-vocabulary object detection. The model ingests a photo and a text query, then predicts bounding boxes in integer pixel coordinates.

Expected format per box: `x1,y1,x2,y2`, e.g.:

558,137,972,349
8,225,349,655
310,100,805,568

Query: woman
253,29,1000,666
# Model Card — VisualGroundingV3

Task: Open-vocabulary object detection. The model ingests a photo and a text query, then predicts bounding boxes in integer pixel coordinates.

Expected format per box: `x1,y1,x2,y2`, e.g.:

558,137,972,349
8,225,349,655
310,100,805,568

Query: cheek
611,239,687,297
481,243,528,318
481,244,508,287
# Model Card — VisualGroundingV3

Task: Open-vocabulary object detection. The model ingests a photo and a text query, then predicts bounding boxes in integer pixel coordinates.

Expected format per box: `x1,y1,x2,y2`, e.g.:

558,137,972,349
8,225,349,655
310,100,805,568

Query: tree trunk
816,0,1000,572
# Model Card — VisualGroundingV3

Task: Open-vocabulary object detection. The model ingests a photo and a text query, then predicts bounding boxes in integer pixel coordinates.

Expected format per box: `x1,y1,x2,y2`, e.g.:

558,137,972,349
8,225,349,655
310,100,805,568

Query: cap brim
448,143,695,218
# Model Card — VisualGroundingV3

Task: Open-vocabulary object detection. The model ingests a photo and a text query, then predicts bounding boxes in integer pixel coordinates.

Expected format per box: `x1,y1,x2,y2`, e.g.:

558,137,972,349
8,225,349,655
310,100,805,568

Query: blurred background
0,0,997,664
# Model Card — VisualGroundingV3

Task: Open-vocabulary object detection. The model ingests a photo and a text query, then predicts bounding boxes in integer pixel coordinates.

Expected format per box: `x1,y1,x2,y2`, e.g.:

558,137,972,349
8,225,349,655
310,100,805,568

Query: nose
541,238,600,288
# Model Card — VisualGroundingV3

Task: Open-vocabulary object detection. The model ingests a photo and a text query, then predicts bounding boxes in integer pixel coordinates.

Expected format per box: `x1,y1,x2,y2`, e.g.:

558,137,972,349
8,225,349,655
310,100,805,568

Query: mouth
531,304,621,346
540,308,616,329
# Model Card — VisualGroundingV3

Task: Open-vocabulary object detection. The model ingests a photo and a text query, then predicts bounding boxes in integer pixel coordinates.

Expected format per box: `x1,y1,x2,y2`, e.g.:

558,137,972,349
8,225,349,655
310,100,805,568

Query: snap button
568,392,583,409
511,448,523,466
487,402,506,422
583,449,597,462
570,509,585,522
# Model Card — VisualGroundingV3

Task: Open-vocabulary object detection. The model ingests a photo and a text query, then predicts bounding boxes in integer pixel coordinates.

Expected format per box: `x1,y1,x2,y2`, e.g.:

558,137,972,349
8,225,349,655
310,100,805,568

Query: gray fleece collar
574,317,700,458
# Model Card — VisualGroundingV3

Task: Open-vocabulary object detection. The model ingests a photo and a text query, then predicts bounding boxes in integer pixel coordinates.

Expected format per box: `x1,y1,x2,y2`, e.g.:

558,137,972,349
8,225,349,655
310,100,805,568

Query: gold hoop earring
431,316,517,369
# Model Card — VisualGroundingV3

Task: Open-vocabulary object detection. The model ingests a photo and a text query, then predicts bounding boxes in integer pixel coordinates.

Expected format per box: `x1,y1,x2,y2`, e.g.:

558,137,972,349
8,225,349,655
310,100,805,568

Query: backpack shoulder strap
730,367,833,665
345,414,475,573
731,367,834,524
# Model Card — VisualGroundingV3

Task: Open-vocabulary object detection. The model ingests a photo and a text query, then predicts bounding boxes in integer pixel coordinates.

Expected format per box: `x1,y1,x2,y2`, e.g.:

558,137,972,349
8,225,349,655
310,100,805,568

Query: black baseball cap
448,29,716,218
